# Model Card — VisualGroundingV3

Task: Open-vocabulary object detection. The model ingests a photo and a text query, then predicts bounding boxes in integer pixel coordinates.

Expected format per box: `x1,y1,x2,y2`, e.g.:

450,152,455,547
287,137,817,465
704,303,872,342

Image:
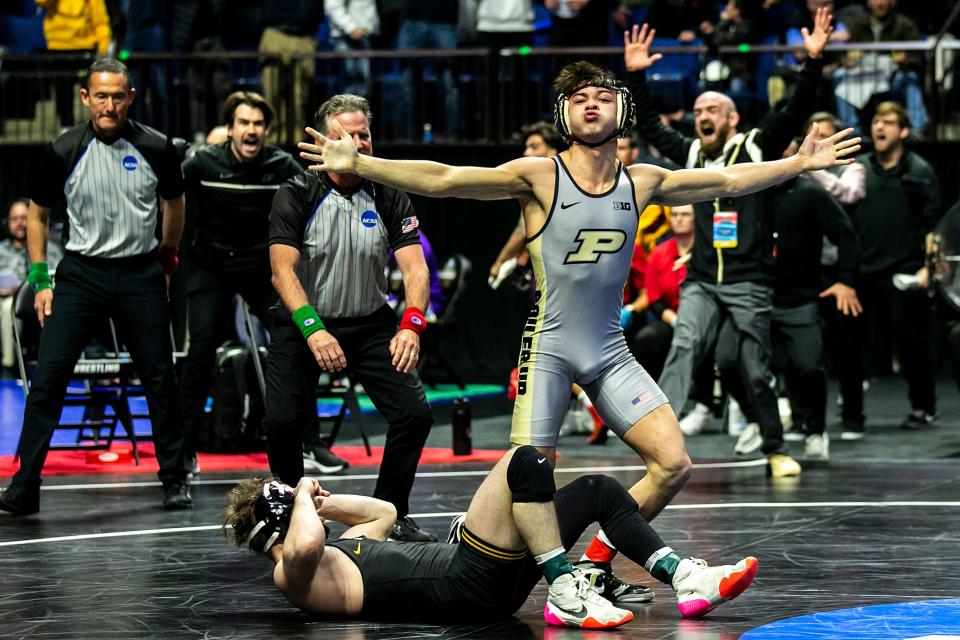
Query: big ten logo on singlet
563,229,628,264
360,210,377,228
516,289,543,396
122,155,138,171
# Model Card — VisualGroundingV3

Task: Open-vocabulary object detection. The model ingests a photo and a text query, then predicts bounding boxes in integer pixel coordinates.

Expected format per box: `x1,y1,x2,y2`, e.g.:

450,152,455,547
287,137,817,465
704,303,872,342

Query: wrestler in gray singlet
511,156,668,446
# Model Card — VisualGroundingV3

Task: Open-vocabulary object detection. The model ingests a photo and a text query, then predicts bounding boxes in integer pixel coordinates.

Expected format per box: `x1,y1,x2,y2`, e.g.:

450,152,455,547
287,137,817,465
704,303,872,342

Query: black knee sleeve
573,475,638,528
506,445,556,503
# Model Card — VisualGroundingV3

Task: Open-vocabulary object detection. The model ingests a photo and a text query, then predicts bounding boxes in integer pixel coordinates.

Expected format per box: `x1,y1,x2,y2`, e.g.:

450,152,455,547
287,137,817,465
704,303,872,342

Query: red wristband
158,245,179,276
400,306,427,336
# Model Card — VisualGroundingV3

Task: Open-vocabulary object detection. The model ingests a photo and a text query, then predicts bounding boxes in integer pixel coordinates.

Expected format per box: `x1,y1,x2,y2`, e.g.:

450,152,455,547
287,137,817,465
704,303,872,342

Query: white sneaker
302,444,349,474
673,556,758,618
783,429,806,442
734,423,762,455
727,398,746,436
561,401,593,436
778,397,793,430
544,567,634,629
679,403,712,436
803,433,829,460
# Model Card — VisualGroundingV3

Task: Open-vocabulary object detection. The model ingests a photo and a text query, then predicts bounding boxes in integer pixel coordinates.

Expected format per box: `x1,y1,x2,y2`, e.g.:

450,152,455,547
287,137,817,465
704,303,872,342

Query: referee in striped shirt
0,59,191,515
267,94,436,542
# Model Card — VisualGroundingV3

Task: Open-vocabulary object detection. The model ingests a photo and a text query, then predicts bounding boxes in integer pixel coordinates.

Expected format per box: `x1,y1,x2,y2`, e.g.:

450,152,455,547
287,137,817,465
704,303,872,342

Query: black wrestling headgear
553,79,636,148
245,481,296,554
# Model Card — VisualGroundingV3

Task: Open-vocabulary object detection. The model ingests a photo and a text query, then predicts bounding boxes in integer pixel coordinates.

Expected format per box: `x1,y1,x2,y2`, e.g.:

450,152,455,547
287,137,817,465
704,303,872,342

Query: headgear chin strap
245,481,296,554
553,81,636,148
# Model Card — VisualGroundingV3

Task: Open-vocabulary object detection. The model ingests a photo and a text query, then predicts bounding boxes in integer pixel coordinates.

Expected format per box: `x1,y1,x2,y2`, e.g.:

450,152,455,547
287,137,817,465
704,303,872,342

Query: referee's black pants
264,305,433,517
179,258,275,455
13,252,187,491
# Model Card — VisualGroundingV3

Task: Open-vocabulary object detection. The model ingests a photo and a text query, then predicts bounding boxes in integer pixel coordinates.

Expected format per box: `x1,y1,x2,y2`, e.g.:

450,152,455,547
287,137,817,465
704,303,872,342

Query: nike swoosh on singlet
560,201,581,210
354,542,362,555
537,458,546,464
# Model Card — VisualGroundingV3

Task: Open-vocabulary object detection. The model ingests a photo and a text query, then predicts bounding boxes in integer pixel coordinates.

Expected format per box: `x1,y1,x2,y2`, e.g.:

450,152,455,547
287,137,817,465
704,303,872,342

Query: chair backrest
437,254,471,324
12,281,39,351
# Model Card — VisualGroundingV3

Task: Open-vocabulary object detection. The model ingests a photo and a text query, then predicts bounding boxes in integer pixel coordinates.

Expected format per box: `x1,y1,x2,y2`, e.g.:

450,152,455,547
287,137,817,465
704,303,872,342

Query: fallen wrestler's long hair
222,477,269,547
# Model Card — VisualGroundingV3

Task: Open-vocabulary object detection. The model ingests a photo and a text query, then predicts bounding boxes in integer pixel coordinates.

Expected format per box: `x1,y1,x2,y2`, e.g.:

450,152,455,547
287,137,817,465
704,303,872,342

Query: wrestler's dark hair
315,94,373,134
874,100,910,129
222,478,270,548
84,58,130,90
520,121,565,152
553,62,619,97
223,91,276,130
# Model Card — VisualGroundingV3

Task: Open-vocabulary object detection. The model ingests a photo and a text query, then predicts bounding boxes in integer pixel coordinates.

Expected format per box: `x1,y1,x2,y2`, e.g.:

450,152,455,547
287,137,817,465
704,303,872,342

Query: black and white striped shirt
269,171,420,319
29,120,184,258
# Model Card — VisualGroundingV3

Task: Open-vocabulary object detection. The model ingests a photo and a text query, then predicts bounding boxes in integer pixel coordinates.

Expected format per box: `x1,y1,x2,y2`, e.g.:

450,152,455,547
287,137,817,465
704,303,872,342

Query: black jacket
772,176,858,307
627,57,824,285
183,141,302,271
852,151,941,277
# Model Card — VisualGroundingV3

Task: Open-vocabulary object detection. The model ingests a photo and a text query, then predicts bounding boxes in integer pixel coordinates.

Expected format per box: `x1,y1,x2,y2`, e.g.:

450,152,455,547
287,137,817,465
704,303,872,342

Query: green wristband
292,305,325,340
27,262,52,293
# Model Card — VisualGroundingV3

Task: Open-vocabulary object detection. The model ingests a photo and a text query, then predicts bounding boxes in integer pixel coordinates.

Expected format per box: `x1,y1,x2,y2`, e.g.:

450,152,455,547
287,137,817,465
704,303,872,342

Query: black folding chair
418,253,471,389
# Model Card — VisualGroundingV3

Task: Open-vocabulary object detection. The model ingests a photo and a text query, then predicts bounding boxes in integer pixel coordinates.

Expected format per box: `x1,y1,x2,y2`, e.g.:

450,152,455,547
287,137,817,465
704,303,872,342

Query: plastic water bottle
422,123,433,143
452,397,472,455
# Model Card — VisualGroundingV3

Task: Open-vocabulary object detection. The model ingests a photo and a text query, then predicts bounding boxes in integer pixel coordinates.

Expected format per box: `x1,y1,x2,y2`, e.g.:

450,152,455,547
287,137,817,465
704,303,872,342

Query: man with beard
179,92,303,471
1,200,30,374
624,12,833,476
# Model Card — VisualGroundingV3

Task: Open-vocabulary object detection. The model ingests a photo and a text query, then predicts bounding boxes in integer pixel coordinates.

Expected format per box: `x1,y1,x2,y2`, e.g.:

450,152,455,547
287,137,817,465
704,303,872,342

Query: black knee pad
506,445,556,503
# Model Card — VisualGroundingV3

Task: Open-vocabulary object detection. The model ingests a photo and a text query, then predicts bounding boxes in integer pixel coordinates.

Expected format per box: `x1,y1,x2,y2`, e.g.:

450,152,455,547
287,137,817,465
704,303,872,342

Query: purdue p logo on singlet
563,229,627,264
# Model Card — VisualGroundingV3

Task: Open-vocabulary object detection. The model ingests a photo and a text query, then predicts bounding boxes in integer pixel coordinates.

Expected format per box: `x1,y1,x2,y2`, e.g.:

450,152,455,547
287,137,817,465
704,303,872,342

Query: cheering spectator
845,101,941,436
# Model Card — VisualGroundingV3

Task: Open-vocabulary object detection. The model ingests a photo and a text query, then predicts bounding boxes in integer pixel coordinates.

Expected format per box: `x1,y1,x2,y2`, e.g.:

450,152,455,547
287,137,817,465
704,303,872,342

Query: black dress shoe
390,515,437,542
162,481,193,510
0,484,40,515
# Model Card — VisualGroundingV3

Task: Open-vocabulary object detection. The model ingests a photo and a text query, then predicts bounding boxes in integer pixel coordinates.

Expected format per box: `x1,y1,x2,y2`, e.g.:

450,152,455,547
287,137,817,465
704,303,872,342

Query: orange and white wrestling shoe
673,556,759,618
544,566,634,629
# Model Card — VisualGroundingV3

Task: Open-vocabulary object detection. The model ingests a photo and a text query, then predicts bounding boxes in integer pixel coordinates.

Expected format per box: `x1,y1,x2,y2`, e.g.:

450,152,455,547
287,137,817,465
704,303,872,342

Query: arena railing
0,40,957,145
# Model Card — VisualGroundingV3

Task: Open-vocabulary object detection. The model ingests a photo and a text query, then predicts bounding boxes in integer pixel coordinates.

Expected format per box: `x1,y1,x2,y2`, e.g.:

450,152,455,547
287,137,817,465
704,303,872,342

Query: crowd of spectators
2,0,957,141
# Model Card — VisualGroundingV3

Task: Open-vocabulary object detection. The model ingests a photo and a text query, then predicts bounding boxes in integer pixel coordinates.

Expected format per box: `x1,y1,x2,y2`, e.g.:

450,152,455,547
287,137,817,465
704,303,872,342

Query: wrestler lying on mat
223,446,756,628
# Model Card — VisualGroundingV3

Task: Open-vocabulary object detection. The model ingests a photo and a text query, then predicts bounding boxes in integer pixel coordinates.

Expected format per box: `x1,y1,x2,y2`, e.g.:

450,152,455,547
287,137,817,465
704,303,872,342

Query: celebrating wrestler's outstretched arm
640,124,861,206
298,122,537,201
